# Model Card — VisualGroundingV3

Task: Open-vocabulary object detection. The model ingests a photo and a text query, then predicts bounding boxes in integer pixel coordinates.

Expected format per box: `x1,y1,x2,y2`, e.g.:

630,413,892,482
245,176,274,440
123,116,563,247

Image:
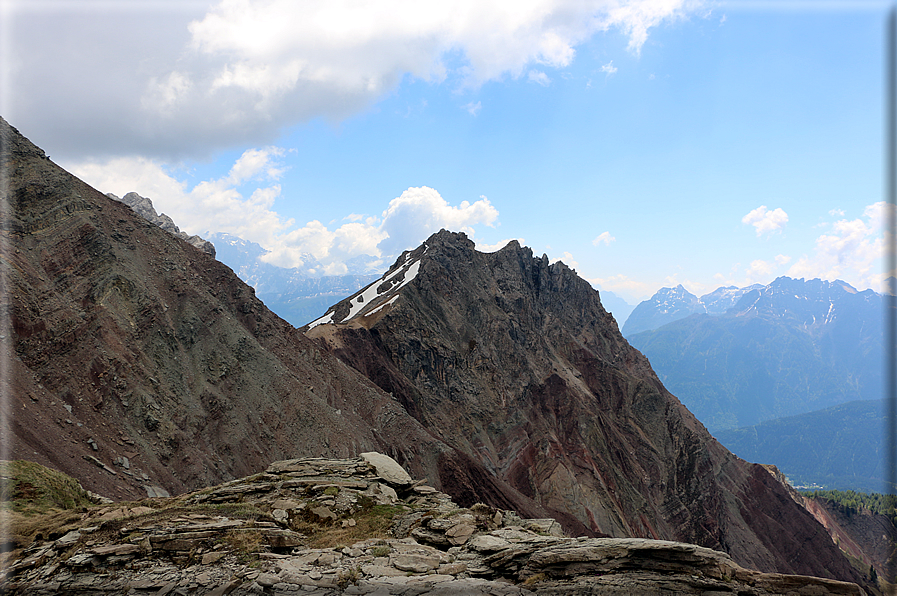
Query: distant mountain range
627,277,883,432
208,232,379,327
621,284,762,337
715,399,888,494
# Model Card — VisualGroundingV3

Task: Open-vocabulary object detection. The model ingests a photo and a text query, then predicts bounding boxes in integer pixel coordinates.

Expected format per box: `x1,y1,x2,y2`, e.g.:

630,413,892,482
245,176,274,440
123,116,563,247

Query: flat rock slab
360,452,413,486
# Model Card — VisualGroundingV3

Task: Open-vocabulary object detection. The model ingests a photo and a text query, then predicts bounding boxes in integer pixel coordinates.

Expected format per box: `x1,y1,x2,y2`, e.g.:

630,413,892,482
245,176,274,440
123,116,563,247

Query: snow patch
307,253,424,327
307,311,334,329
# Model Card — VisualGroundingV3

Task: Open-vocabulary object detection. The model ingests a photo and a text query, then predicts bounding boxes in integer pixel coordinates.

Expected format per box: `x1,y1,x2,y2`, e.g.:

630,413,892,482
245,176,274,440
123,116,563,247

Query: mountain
627,276,882,431
621,283,762,337
714,400,888,493
208,232,379,327
303,230,864,582
0,116,868,585
621,284,699,336
1,116,551,524
802,491,897,584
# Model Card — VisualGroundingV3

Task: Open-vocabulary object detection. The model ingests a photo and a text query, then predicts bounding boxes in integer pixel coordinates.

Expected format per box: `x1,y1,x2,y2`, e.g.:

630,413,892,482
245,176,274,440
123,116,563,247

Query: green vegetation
1,460,94,515
301,501,407,548
222,529,265,562
802,489,897,524
715,400,886,494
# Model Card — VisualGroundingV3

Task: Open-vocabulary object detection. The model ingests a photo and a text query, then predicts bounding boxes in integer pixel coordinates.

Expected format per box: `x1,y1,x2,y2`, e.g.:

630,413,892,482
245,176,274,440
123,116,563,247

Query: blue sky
3,0,891,303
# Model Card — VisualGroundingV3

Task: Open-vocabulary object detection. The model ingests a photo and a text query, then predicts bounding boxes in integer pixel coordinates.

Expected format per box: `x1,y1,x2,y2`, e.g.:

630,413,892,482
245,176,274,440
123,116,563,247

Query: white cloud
592,231,615,246
378,187,498,256
587,273,656,302
745,259,773,282
786,202,891,290
742,205,788,236
600,61,617,75
528,70,551,86
774,254,791,266
463,101,482,116
65,147,293,249
8,0,705,160
476,238,524,252
66,155,498,274
551,251,580,271
828,208,845,217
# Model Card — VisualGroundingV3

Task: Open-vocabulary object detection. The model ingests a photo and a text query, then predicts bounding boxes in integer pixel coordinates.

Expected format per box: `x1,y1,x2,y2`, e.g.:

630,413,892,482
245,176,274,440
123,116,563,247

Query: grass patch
1,460,93,515
222,529,265,562
188,502,270,521
523,572,548,586
370,545,391,557
303,503,407,549
1,460,98,554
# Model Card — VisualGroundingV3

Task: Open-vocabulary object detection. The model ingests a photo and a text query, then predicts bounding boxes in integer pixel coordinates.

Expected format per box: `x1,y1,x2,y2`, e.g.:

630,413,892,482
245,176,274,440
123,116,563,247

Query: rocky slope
305,231,866,585
2,456,868,595
0,116,549,524
802,495,896,585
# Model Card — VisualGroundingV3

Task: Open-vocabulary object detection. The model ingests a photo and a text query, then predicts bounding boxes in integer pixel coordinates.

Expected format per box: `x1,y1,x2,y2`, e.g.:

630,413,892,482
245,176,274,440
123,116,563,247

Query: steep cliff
306,231,864,584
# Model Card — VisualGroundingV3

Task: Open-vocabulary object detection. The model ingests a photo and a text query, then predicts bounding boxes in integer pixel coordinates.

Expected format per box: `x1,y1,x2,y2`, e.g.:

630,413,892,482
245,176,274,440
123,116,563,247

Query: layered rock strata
2,456,866,595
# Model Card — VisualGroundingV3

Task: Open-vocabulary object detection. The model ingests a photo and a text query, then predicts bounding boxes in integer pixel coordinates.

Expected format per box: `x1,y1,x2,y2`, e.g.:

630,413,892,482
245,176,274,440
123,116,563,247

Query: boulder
360,452,413,486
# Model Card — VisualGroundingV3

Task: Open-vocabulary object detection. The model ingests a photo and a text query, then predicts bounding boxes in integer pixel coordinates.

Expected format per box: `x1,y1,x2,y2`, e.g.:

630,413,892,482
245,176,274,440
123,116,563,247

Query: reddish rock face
803,495,897,583
308,230,866,586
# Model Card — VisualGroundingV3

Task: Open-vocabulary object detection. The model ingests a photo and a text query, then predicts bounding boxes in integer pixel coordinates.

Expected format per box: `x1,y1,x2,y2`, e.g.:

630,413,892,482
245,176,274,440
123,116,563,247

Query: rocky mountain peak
306,230,865,584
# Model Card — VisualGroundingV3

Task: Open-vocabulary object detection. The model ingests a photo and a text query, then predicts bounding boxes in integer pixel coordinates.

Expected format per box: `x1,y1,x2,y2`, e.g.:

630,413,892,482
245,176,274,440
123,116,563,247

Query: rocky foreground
2,454,866,595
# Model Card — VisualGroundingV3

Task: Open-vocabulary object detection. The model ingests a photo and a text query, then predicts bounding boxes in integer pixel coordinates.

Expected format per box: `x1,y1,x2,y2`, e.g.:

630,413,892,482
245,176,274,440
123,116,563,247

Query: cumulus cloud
67,154,498,274
464,101,482,116
787,202,891,289
742,205,788,236
745,259,773,281
8,0,705,160
600,61,618,75
378,187,498,256
592,231,615,246
65,147,293,248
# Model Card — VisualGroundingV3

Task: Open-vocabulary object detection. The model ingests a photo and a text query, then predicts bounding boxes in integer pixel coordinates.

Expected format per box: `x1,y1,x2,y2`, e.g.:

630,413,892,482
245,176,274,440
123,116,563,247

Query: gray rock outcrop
107,191,216,257
2,456,867,595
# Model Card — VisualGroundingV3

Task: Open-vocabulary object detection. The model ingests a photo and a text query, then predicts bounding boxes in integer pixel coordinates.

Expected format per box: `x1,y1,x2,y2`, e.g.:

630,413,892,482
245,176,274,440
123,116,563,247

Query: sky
1,0,893,304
